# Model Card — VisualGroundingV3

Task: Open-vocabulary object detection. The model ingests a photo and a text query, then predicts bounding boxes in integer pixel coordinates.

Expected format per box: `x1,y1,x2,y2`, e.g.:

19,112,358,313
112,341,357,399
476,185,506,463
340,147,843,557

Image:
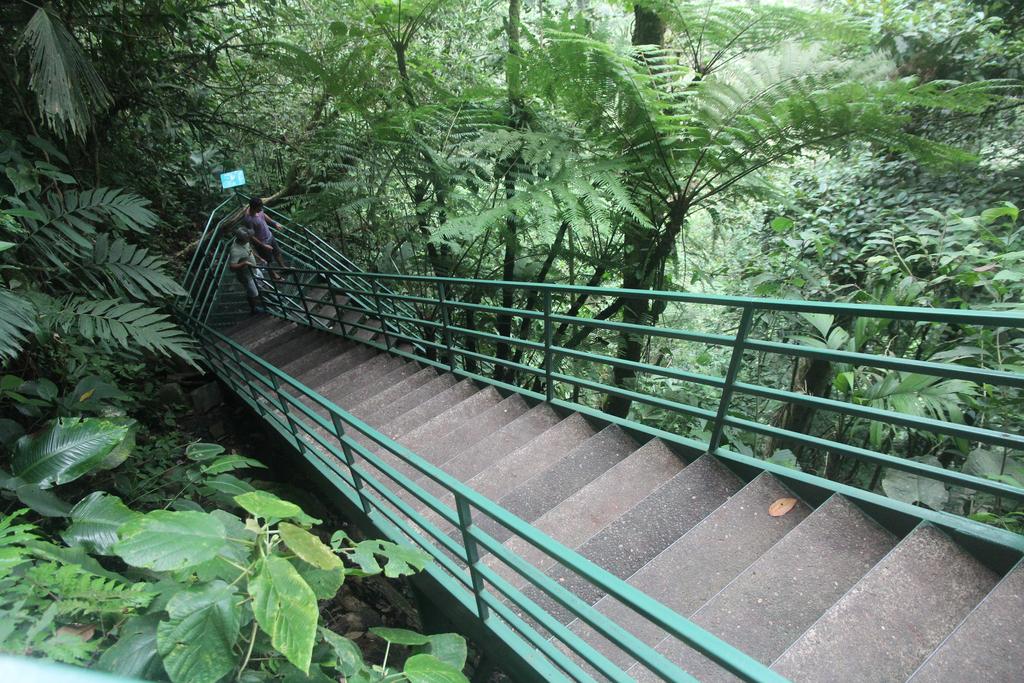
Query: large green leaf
11,417,132,488
291,557,344,600
319,628,365,677
403,654,469,683
15,483,71,517
114,510,227,571
279,523,341,570
250,556,318,673
369,627,430,646
156,581,241,683
881,456,949,510
63,492,139,554
415,633,468,670
234,490,315,524
97,613,165,679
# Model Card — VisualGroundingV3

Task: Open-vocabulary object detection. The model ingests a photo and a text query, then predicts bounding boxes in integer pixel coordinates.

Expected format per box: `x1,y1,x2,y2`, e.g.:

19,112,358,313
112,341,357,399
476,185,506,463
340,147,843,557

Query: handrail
191,317,787,683
251,263,1024,506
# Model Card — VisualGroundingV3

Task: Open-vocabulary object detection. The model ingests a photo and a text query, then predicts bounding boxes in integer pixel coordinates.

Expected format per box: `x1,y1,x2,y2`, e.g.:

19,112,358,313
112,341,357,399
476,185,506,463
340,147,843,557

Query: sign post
220,169,246,189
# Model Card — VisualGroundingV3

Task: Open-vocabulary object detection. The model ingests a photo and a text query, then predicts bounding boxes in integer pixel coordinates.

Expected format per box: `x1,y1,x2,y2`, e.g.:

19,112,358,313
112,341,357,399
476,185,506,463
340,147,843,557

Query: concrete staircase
224,312,1024,682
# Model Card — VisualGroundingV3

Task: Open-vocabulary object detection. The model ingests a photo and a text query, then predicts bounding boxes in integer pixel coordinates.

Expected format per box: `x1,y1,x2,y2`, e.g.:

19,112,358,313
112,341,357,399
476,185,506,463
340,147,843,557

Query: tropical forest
0,0,1022,682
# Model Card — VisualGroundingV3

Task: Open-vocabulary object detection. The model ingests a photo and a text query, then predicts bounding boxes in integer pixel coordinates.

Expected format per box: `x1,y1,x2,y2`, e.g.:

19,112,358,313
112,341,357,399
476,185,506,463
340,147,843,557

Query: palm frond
17,8,111,139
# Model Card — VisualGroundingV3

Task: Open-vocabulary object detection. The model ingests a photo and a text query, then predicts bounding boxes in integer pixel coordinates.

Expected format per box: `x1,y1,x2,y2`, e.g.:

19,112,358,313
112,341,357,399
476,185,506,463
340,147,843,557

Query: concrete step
256,328,324,366
477,426,639,545
341,307,364,326
352,371,457,428
407,403,566,518
400,386,508,458
908,561,1024,683
491,439,685,591
367,386,507,487
247,322,305,357
226,315,277,343
353,317,383,341
572,470,808,672
318,356,406,405
377,379,482,441
277,337,352,379
466,413,598,504
772,524,999,682
349,366,440,421
638,494,895,682
295,345,376,389
339,360,421,409
414,394,531,467
525,454,744,624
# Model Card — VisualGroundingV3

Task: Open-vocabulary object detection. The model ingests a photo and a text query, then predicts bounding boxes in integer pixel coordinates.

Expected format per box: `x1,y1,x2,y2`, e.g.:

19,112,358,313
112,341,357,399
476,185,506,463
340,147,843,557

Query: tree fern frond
89,235,186,300
17,8,111,139
52,298,197,364
25,562,154,616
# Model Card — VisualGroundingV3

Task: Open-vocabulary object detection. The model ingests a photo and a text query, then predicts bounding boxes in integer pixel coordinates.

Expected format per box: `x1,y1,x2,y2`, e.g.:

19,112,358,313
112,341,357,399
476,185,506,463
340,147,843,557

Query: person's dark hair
248,197,263,213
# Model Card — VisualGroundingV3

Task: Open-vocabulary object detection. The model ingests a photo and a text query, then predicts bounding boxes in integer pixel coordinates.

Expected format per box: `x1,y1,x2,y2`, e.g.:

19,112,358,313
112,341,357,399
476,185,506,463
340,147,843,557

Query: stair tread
491,439,685,591
276,337,351,379
408,403,567,518
294,345,375,388
438,403,565,483
909,561,1024,683
466,413,597,503
379,379,481,440
417,394,531,467
318,356,406,403
563,469,805,672
349,366,440,420
525,454,744,624
772,524,999,682
256,327,323,366
245,319,300,353
340,361,420,408
639,494,895,682
354,372,457,428
400,386,507,459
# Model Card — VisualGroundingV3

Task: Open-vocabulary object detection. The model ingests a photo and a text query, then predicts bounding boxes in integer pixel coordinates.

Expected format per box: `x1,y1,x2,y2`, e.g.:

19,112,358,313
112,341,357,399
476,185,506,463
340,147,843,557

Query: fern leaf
54,297,198,364
90,235,186,300
0,288,38,363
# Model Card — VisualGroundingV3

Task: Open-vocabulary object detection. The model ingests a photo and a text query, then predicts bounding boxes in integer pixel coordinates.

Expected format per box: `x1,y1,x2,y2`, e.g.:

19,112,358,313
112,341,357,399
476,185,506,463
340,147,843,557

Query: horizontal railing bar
553,346,726,389
722,415,1024,501
273,269,1024,326
550,314,736,347
733,381,1024,450
553,373,718,423
745,339,1024,389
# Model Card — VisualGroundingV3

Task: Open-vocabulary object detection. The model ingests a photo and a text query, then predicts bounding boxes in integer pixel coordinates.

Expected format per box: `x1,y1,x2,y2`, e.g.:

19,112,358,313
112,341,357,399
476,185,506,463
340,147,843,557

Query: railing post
543,290,554,403
269,373,302,451
293,271,316,328
226,345,267,416
437,281,456,372
454,494,490,622
330,413,373,515
371,278,391,352
707,305,755,454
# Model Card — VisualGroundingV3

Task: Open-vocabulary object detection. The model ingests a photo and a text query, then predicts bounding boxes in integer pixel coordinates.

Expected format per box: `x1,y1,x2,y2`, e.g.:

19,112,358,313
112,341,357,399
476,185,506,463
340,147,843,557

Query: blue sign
220,169,246,189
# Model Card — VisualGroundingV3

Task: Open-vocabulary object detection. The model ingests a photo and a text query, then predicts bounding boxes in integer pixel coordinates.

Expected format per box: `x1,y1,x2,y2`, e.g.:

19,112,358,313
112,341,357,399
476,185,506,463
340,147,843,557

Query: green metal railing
253,264,1024,507
194,319,786,683
182,196,1024,681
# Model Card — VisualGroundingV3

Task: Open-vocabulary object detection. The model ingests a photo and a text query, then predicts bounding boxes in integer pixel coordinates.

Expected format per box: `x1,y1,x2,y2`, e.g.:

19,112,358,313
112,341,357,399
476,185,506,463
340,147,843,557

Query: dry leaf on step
768,497,797,517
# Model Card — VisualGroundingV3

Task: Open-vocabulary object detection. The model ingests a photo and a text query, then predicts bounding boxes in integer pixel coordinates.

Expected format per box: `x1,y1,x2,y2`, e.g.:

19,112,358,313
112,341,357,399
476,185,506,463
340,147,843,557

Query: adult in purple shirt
242,197,285,279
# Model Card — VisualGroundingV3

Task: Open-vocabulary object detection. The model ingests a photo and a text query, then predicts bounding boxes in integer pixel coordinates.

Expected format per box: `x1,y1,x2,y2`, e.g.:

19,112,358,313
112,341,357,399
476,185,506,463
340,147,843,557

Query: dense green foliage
0,0,1022,677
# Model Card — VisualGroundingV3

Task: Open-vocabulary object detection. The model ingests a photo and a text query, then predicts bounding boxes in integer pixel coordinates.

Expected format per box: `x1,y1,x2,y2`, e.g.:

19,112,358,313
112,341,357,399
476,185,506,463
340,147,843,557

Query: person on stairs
242,196,285,281
228,227,266,315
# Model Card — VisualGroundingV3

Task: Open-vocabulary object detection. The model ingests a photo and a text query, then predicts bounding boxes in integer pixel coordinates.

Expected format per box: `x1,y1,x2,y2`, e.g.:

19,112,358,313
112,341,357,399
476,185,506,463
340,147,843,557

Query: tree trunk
495,0,525,382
